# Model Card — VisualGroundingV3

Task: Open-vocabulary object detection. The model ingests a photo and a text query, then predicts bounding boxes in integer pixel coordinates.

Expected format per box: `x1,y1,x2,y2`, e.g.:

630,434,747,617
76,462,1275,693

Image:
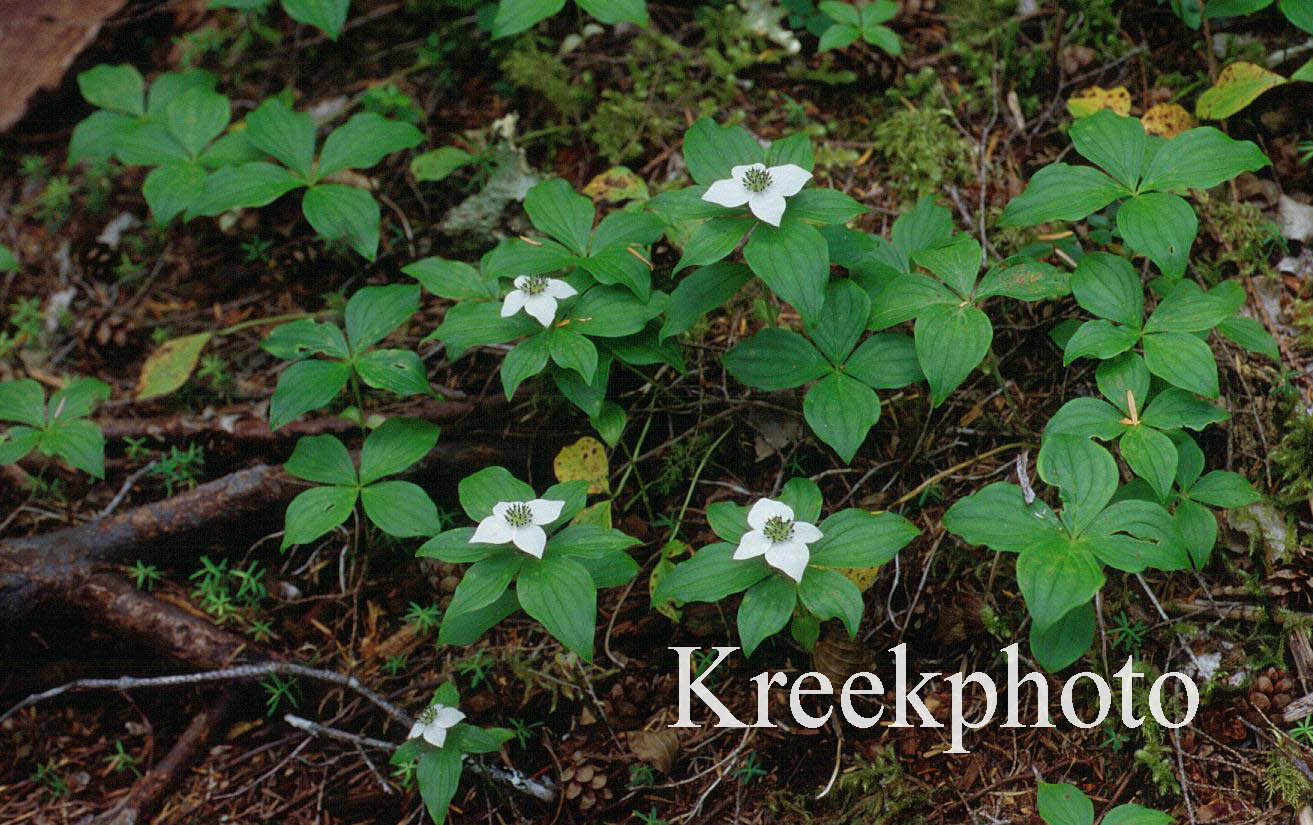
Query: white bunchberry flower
408,703,465,748
701,163,812,227
501,275,577,327
732,498,822,583
470,498,565,558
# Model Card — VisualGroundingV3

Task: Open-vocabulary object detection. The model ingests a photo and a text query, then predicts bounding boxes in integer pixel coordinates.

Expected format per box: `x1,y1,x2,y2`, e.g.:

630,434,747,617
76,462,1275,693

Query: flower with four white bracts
470,498,565,558
408,702,465,747
501,275,577,327
732,498,822,583
701,163,812,227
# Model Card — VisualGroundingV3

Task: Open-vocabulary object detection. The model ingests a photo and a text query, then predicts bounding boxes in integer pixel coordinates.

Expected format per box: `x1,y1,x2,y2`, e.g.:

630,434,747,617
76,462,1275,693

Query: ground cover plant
1,0,1312,822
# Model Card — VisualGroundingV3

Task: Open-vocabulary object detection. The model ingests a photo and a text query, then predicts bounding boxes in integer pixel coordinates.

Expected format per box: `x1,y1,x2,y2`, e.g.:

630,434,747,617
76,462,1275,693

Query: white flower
731,498,822,583
408,702,466,748
501,275,577,327
470,498,565,558
701,163,812,227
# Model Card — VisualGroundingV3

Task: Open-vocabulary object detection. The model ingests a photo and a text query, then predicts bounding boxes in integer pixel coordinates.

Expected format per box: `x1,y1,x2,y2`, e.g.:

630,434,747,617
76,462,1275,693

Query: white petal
733,529,771,560
767,164,812,197
792,521,823,545
746,498,793,530
544,279,577,300
702,177,751,208
491,501,514,517
501,290,526,318
747,191,787,226
433,706,466,727
471,516,514,545
731,163,765,179
513,275,531,289
423,724,447,748
528,498,565,525
522,294,557,327
765,541,809,582
511,525,547,558
409,721,424,739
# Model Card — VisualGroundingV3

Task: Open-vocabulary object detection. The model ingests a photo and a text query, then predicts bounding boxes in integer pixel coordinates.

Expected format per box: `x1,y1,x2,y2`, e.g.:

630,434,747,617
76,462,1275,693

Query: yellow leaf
1195,61,1286,120
137,332,212,400
553,436,610,494
1066,86,1132,118
841,565,882,592
582,166,649,202
1140,102,1197,137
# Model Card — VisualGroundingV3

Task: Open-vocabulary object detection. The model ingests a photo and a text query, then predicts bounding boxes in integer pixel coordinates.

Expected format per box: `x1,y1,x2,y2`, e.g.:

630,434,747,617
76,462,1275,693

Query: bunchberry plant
944,435,1187,670
262,284,429,429
815,1,901,54
0,378,111,478
702,161,812,227
280,418,442,549
654,478,918,656
723,279,922,461
1000,109,1269,280
417,466,638,660
1036,782,1171,825
390,683,513,825
210,0,352,40
489,0,648,39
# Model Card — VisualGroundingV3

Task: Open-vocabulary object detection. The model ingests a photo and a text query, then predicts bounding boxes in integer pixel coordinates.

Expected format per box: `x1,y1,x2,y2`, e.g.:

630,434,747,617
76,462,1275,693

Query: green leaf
914,303,992,406
681,117,763,187
269,360,351,429
674,216,754,272
0,379,48,427
246,98,316,177
416,748,463,825
1070,109,1146,190
1037,783,1094,825
453,724,515,754
282,0,351,38
724,329,829,390
403,258,498,301
861,23,900,54
145,69,217,115
1117,193,1196,280
491,0,567,37
0,427,41,466
998,164,1127,226
565,285,663,338
553,355,609,417
77,64,145,116
1139,127,1270,192
844,333,922,389
410,146,477,182
1037,434,1118,533
810,510,917,568
590,211,664,249
911,235,982,298
517,554,597,660
867,274,956,329
316,113,422,179
115,122,188,166
944,482,1062,552
1072,252,1142,326
1103,804,1174,825
165,87,230,158
549,531,639,588
579,244,651,299
1017,536,1105,630
784,188,865,224
437,588,520,646
661,262,751,339
1144,281,1235,334
432,301,538,360
1283,0,1313,31
263,320,350,360
737,575,796,657
743,220,830,323
41,419,106,478
285,433,356,486
798,567,864,636
547,328,598,382
70,111,138,164
361,480,441,537
417,528,490,563
817,22,860,51
1190,471,1261,508
500,333,551,399
1176,498,1218,567
302,184,381,260
1031,601,1095,672
49,379,109,421
1217,316,1280,361
891,195,955,261
819,1,860,26
345,284,419,352
803,373,880,463
523,178,594,256
576,0,648,25
653,542,769,603
1063,320,1139,364
1140,388,1227,430
807,280,870,364
1195,61,1286,120
281,485,357,549
142,161,207,224
706,503,749,543
1142,331,1218,397
1045,397,1127,440
1096,352,1150,415
975,258,1070,301
777,478,823,524
445,553,526,617
458,466,535,521
1120,425,1179,502
190,162,306,216
359,418,439,485
483,237,575,277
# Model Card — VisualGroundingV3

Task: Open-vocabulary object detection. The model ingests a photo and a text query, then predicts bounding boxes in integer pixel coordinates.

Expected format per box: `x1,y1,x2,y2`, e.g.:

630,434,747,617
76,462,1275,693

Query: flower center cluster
522,276,549,295
417,705,441,725
504,502,533,527
742,167,772,193
763,515,794,542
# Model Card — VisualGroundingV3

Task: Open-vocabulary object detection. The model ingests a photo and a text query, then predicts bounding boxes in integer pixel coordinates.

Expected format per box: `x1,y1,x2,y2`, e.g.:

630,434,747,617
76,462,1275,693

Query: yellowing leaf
137,332,212,400
1066,86,1131,118
582,166,649,202
1195,61,1286,119
1140,103,1197,137
841,565,881,592
570,499,612,528
554,436,610,494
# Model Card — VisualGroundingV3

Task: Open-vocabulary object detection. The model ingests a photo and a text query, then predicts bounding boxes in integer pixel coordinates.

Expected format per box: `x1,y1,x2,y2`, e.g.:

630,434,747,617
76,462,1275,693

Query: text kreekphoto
669,644,1200,754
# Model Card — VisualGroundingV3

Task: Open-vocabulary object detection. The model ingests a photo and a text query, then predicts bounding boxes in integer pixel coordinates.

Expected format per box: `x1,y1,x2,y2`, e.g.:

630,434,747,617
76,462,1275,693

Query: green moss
1196,193,1285,281
765,746,927,824
870,107,973,204
1274,406,1313,507
500,39,594,121
1264,750,1312,806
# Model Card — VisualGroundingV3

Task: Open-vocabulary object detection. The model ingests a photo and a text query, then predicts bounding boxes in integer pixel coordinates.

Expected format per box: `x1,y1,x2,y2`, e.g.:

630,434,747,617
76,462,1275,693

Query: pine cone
560,755,613,811
1246,666,1296,722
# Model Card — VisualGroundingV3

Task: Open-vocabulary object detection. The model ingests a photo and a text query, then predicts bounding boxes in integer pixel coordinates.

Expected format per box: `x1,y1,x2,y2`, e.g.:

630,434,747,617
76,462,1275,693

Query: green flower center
505,502,533,527
742,167,772,193
763,515,794,542
417,705,441,725
522,276,549,295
